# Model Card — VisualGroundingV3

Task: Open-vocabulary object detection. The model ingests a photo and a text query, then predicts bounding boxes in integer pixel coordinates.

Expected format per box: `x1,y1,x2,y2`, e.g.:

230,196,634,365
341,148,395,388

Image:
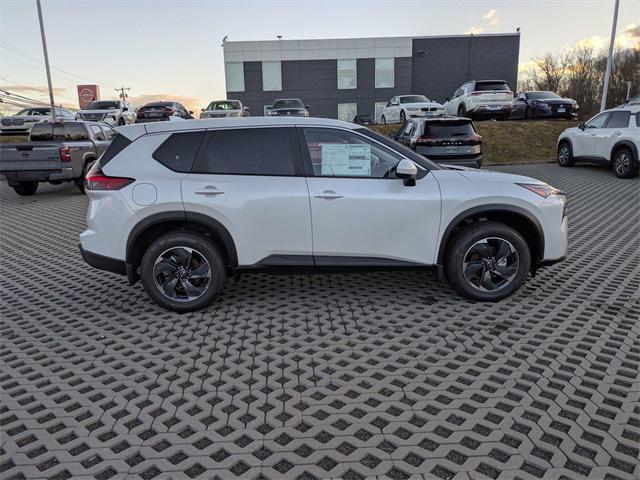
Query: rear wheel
381,115,386,125
444,221,531,301
400,110,406,123
140,232,226,312
557,141,574,167
458,104,467,117
13,182,38,196
117,117,125,126
613,147,638,179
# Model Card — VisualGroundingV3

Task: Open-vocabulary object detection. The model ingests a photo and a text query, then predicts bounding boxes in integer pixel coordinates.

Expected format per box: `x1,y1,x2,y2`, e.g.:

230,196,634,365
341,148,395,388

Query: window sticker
321,144,371,176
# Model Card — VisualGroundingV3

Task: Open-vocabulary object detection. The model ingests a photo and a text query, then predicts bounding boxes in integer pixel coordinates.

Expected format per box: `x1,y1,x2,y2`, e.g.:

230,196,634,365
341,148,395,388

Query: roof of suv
118,116,361,138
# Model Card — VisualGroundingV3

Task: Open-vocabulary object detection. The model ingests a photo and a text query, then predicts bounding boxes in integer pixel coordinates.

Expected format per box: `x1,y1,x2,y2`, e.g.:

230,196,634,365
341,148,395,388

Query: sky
0,0,638,113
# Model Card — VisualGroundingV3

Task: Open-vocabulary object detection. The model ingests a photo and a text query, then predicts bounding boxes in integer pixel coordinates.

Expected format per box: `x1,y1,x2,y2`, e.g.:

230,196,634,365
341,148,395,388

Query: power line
0,40,120,88
0,88,52,107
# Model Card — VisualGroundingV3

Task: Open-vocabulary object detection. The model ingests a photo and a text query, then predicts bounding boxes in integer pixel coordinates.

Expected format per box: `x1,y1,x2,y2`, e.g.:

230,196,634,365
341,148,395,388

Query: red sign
77,85,100,108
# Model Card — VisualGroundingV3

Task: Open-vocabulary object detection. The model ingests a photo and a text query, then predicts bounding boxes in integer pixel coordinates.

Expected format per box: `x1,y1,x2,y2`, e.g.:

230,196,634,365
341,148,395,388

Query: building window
375,58,394,88
337,59,357,89
262,61,282,91
338,103,357,122
374,102,387,123
225,62,244,92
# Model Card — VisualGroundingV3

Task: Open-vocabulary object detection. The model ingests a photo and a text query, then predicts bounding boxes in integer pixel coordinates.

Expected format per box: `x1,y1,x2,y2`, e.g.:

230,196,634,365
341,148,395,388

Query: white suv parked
80,117,568,311
444,80,513,120
557,106,639,178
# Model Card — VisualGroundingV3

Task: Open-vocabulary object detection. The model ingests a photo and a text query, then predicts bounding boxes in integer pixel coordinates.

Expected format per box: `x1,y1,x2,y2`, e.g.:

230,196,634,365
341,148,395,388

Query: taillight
85,169,134,191
137,111,145,118
59,146,71,162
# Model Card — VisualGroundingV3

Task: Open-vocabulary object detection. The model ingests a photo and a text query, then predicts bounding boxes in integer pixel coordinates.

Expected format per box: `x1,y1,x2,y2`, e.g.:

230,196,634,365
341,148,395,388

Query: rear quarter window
152,131,204,172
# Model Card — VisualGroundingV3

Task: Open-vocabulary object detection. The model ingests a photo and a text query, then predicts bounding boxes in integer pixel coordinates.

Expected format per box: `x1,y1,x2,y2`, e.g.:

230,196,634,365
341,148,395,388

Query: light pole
600,0,620,112
36,0,56,121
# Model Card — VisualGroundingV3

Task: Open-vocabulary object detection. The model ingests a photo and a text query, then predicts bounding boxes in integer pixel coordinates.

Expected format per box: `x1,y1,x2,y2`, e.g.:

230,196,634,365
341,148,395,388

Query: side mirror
578,122,586,130
201,108,205,112
189,110,194,115
396,159,418,186
305,105,310,109
242,106,249,111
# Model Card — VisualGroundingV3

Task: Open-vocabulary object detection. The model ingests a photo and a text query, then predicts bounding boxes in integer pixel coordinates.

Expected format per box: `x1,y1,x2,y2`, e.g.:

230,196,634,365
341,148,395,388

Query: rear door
299,126,441,265
89,125,110,157
180,127,313,266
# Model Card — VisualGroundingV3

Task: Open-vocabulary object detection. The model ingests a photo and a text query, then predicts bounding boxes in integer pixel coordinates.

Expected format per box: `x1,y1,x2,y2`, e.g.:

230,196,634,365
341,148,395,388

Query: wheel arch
557,137,573,150
610,140,637,162
437,205,545,271
126,211,238,283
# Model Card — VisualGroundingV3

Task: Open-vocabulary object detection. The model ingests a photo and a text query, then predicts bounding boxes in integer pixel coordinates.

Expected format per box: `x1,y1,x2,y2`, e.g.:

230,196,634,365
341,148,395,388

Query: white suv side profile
80,117,568,311
557,106,639,178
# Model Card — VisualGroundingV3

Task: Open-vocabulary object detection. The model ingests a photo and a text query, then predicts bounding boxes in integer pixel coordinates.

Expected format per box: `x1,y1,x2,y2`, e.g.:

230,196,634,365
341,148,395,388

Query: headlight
75,114,81,120
518,183,564,198
268,110,277,116
406,107,420,111
573,103,579,110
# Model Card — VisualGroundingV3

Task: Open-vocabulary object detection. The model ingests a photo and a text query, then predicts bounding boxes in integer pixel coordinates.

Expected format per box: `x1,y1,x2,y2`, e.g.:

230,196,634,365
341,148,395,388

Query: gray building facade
223,33,520,121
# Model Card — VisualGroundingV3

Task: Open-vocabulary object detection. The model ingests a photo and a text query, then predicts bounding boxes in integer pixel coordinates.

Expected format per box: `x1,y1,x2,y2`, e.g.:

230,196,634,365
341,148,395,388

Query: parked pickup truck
0,121,115,196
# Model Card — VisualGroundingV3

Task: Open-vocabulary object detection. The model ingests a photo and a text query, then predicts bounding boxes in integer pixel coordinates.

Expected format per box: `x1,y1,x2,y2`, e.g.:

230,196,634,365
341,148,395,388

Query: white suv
444,80,514,120
80,117,568,311
557,106,639,178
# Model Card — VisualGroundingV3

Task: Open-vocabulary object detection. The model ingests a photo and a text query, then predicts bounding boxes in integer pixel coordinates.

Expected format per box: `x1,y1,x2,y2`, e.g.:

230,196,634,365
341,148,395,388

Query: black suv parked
394,117,483,168
136,102,194,123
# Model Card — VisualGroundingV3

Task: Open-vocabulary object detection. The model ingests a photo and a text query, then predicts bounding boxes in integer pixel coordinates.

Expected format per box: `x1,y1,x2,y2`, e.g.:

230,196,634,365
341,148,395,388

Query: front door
299,127,441,266
577,112,611,157
181,127,313,266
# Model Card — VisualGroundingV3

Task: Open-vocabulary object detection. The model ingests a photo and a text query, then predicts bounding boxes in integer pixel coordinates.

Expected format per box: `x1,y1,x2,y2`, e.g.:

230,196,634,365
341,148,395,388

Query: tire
13,182,38,196
458,104,467,117
612,147,639,179
76,159,95,194
557,141,574,167
140,232,226,312
381,115,386,125
444,221,531,302
400,110,406,123
118,117,125,126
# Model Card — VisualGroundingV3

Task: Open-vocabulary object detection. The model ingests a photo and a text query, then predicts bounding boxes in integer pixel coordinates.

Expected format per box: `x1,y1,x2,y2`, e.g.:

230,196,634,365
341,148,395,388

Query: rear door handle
314,190,343,199
195,185,225,195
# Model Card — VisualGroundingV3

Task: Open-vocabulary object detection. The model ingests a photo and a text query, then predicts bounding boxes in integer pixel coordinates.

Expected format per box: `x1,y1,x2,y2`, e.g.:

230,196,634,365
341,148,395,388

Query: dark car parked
267,98,309,117
353,114,373,125
511,91,579,119
135,102,194,123
393,117,483,168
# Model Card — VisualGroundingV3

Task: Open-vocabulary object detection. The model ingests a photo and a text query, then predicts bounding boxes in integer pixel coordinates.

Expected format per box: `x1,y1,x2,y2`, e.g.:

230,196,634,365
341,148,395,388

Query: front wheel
613,147,638,179
557,142,574,167
13,182,38,196
140,232,227,312
444,221,531,302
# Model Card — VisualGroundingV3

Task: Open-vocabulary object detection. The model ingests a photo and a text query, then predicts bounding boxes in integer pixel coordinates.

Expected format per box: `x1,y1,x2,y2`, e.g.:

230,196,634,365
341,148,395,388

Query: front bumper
80,244,127,276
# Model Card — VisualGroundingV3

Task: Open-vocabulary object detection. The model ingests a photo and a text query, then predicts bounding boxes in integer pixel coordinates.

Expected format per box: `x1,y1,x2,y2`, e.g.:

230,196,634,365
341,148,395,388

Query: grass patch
369,120,580,165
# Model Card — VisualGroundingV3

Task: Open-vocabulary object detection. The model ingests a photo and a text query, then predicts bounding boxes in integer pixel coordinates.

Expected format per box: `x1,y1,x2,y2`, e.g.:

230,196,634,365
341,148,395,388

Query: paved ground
0,164,638,480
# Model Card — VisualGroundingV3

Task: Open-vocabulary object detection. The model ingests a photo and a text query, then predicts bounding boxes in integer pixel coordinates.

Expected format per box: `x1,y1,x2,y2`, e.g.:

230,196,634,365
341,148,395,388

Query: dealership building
222,33,520,121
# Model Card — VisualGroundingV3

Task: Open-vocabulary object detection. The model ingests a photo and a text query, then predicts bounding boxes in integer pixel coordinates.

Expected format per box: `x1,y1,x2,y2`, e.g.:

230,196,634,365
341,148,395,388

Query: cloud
127,94,202,113
482,9,500,26
575,23,639,51
465,26,484,35
0,84,66,96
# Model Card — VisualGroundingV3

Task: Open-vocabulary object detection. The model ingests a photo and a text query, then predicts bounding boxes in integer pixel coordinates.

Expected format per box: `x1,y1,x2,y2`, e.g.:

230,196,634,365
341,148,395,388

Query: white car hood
441,167,545,185
403,102,444,109
78,109,119,115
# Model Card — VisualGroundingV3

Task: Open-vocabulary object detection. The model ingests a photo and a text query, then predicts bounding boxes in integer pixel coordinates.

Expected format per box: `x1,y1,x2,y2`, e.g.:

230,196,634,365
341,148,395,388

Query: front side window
337,103,357,122
302,128,401,178
225,62,245,92
606,111,631,128
153,131,204,172
90,125,106,141
101,125,116,140
193,128,295,176
585,113,610,129
337,59,357,89
375,58,394,88
262,61,282,91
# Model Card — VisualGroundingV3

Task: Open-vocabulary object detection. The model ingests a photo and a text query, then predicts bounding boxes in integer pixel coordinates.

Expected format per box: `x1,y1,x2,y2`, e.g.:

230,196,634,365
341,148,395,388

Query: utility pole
600,0,620,112
115,86,131,101
36,0,56,121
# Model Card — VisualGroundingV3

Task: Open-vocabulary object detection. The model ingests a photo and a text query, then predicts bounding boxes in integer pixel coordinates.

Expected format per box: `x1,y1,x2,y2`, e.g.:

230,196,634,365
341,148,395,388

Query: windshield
206,101,241,110
16,108,50,116
527,91,560,100
273,99,303,109
423,121,475,137
139,103,174,110
85,101,120,110
400,95,429,104
475,81,510,92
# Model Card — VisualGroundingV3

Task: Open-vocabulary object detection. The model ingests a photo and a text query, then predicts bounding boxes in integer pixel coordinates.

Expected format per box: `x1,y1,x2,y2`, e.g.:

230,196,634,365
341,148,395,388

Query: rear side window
193,128,296,176
98,134,132,168
474,81,510,92
153,131,204,172
30,123,89,141
606,111,631,128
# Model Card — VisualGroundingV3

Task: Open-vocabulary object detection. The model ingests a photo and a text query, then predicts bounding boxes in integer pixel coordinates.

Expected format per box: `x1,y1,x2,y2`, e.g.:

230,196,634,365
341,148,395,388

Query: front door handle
314,190,343,199
195,185,225,195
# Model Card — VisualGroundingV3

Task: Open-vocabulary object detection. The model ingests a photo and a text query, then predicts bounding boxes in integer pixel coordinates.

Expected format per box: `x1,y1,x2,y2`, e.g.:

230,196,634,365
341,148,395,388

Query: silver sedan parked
200,99,249,118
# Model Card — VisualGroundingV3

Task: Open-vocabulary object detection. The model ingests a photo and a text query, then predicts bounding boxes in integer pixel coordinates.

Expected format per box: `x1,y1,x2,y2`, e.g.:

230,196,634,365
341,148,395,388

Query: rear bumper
1,168,74,184
435,156,483,168
80,244,127,276
407,110,445,118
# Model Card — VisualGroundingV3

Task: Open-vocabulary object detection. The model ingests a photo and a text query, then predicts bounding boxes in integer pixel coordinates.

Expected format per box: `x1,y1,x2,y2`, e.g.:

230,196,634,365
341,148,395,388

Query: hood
78,109,119,114
532,98,574,105
403,102,444,109
453,168,545,185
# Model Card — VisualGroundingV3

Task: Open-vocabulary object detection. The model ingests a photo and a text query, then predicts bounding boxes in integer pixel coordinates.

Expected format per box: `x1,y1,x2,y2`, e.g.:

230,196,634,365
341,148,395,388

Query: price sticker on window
320,144,371,176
